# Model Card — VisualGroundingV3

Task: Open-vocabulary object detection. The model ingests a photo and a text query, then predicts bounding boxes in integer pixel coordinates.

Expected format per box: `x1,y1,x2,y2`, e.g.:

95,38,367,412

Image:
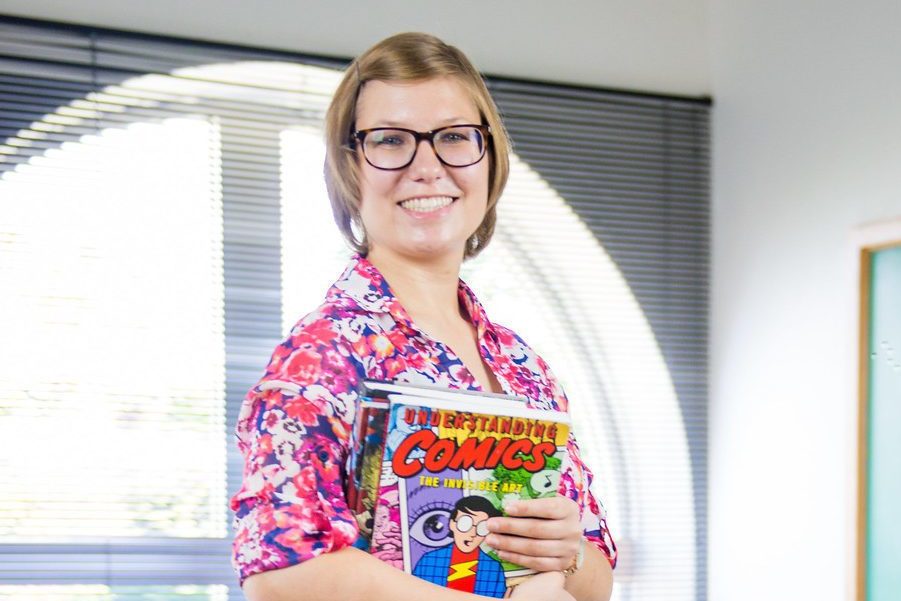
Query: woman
231,32,616,601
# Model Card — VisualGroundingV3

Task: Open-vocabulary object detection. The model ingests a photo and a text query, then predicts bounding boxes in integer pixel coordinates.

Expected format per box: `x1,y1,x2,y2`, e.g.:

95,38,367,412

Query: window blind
0,16,709,601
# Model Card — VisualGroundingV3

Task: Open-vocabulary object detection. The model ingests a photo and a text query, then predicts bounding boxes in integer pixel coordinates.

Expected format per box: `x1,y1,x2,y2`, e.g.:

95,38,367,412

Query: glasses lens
455,515,473,533
475,521,490,537
434,126,485,167
362,129,415,169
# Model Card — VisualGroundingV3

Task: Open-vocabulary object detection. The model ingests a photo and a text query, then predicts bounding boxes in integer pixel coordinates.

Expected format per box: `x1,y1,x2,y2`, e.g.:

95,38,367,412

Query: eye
369,131,409,147
375,136,403,146
436,130,469,144
409,506,453,547
316,448,330,463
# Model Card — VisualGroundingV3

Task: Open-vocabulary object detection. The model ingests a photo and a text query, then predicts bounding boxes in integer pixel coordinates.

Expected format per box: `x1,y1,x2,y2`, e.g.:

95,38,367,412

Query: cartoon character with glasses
412,495,506,598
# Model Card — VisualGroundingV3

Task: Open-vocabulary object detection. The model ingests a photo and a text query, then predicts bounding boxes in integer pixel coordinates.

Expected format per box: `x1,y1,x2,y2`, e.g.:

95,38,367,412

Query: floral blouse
230,254,617,584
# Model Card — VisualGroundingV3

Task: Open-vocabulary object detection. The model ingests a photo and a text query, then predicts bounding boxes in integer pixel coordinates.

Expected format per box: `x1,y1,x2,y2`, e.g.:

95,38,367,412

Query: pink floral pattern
230,255,617,583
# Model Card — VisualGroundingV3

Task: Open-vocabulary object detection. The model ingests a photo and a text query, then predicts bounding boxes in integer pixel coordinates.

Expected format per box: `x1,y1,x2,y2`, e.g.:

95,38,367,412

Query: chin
400,239,467,261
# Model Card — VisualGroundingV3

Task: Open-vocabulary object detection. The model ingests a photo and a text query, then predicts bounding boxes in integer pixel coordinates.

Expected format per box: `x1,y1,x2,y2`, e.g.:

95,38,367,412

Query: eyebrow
368,116,474,129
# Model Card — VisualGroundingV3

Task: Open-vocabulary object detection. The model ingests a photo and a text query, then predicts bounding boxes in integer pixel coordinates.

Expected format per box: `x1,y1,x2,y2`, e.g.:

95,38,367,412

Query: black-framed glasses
350,124,490,170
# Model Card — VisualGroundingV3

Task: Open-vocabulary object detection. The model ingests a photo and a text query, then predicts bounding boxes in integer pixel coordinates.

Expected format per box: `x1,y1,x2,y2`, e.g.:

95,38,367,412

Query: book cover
350,380,528,551
369,392,570,598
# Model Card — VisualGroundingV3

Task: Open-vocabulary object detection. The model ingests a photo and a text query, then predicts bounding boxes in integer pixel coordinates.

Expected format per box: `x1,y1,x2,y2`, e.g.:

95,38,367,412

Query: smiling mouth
397,196,457,213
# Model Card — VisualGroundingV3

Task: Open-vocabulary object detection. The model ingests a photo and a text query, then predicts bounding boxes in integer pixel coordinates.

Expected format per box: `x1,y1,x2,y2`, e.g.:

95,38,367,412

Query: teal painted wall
866,245,901,601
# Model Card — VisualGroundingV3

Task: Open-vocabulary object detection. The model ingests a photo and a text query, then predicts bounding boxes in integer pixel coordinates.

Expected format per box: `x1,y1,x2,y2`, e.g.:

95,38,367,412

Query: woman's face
354,76,490,263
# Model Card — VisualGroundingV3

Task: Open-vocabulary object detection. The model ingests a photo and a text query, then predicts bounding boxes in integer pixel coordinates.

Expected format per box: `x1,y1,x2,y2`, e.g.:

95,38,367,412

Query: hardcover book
350,383,570,598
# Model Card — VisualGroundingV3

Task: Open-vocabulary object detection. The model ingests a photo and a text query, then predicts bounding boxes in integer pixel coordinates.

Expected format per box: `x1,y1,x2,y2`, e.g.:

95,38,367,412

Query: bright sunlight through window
0,116,226,539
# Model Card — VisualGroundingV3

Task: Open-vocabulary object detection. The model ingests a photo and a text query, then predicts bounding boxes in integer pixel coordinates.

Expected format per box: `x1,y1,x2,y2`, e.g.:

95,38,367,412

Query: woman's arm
242,546,573,601
563,543,614,601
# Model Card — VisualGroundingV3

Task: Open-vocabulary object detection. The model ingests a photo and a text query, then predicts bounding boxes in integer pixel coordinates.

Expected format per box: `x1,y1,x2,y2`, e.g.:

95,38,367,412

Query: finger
489,515,582,543
486,532,574,558
494,549,570,573
487,516,563,539
504,497,577,520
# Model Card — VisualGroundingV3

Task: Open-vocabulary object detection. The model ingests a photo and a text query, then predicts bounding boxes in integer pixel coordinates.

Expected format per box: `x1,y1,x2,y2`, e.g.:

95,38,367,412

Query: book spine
345,404,370,513
357,405,388,540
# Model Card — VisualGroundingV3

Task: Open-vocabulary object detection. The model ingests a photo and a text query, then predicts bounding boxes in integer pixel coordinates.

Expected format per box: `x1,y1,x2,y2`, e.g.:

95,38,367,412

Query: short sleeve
229,316,363,584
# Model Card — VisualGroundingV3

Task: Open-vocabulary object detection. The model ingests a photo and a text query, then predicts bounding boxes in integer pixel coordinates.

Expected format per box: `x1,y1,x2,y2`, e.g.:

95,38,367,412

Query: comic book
364,389,570,598
347,380,529,548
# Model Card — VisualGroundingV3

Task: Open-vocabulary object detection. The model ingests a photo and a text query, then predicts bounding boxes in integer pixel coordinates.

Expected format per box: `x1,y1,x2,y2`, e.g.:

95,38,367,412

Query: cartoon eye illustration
409,507,453,547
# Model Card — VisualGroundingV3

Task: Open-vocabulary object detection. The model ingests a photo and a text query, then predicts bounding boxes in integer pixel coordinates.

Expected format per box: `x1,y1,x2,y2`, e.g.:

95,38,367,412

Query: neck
366,246,464,325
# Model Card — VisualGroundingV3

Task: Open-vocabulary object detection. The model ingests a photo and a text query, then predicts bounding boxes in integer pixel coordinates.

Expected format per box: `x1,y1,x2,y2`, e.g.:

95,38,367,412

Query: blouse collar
327,254,495,341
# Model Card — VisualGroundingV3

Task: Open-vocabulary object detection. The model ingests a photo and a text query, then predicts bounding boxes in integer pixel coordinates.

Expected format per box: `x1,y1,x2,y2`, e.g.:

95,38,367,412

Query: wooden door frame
850,217,901,601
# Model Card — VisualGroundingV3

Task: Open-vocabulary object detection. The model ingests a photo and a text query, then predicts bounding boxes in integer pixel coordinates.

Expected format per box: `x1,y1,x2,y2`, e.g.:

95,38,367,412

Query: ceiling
0,0,710,98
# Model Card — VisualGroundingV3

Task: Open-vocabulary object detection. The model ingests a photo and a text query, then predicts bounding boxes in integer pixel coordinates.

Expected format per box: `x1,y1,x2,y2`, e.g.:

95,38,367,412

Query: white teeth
399,196,454,212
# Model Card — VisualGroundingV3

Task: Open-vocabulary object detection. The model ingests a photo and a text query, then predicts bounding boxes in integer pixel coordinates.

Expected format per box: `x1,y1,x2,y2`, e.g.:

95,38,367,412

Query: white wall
0,0,709,96
709,1,901,600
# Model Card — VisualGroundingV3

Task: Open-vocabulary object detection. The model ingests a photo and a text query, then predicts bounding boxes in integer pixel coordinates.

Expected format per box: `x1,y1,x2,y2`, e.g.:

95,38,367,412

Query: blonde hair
323,32,511,259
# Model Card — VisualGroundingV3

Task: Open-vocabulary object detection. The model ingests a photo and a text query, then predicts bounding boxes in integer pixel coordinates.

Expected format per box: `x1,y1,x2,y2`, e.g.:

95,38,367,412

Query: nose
406,138,445,181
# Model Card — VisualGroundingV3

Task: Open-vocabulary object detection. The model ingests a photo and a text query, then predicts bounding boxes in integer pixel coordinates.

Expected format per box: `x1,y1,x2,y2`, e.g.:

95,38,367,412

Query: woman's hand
509,571,576,601
485,497,582,573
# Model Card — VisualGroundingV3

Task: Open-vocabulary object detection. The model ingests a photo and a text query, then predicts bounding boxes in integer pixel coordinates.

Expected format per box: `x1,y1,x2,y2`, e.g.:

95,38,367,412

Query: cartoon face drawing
449,508,490,553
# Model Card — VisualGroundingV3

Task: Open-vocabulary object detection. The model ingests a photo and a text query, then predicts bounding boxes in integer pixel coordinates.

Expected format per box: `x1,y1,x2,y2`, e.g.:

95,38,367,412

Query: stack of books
345,380,571,597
